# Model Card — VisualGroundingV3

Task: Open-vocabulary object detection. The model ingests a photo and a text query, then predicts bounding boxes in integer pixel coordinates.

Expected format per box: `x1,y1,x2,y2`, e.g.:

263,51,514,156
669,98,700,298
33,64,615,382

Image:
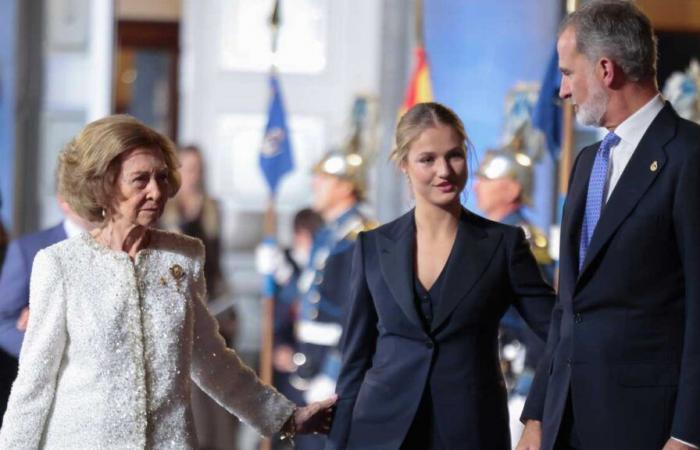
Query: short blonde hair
58,115,181,223
391,102,470,164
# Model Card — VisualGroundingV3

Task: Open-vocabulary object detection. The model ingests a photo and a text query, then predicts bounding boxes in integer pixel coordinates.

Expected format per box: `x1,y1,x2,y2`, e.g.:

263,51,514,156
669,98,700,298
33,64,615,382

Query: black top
404,240,458,450
413,266,446,332
412,230,459,332
328,208,555,450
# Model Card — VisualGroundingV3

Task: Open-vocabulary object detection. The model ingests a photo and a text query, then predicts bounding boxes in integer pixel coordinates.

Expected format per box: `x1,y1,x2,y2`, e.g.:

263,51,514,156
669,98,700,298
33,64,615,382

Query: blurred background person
159,144,238,450
0,191,8,266
160,144,226,300
270,209,323,402
473,143,553,444
256,207,324,449
0,194,94,426
0,190,12,427
288,150,375,450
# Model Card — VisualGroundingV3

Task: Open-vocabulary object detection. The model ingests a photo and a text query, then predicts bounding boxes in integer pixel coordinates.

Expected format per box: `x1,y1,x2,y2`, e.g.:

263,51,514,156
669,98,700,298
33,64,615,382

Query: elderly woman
0,115,333,449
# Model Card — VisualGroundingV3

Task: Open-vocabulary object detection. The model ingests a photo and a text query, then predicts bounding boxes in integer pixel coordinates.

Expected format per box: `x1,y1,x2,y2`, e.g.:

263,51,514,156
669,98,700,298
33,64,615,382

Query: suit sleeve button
574,313,582,324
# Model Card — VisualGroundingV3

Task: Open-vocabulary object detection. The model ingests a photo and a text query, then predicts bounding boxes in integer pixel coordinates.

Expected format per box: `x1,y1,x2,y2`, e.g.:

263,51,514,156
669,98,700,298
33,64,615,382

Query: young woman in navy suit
327,102,555,450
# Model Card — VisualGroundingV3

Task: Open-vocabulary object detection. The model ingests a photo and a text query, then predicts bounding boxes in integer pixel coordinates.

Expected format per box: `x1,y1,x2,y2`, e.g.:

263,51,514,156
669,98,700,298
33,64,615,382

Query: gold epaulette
519,223,552,265
347,219,379,241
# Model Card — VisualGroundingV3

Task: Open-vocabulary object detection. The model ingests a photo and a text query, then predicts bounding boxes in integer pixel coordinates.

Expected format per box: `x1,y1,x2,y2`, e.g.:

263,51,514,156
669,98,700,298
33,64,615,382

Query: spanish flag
400,46,434,115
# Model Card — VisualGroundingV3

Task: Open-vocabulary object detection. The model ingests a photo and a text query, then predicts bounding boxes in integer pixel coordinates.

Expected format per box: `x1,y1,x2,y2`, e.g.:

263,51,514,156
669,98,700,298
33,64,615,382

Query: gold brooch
170,264,185,289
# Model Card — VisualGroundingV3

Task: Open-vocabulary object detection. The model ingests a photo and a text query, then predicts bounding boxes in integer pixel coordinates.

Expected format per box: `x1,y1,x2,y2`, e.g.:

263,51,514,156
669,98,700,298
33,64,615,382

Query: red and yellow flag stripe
400,46,434,115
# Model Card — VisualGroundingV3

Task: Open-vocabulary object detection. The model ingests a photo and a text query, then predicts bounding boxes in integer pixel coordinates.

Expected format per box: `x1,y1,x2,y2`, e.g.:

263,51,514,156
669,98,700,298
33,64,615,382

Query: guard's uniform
499,208,552,395
291,206,375,401
289,206,373,450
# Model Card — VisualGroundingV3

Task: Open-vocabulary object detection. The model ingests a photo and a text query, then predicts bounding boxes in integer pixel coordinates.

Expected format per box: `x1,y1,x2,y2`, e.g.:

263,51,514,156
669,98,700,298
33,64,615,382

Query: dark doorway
656,31,700,88
114,21,179,139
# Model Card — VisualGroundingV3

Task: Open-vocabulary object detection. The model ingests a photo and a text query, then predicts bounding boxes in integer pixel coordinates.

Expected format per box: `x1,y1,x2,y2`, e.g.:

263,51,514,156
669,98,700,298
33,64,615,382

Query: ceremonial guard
256,162,370,450
475,145,552,272
254,98,377,449
293,98,376,450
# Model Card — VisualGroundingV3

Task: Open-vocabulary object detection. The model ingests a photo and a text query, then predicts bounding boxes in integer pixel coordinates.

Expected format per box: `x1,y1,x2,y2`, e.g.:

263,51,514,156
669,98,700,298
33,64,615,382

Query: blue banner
532,47,562,160
260,73,294,194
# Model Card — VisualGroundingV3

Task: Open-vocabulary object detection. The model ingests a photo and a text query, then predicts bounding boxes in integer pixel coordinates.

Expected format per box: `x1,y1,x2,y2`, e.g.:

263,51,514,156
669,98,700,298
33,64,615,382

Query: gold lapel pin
650,161,658,172
170,264,185,289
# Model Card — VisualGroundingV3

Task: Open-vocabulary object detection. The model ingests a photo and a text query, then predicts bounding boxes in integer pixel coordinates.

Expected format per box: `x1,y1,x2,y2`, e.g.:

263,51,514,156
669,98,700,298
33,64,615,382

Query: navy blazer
0,223,66,357
327,209,555,450
522,104,700,449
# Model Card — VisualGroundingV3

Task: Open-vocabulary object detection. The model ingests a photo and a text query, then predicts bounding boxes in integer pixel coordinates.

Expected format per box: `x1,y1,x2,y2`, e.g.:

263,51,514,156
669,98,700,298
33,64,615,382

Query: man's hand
16,307,29,331
272,345,296,373
516,420,542,450
294,395,337,435
662,438,697,450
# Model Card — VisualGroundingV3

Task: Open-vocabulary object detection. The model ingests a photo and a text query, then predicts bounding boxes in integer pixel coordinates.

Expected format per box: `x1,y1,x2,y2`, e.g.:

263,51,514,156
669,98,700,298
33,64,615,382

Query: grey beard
575,89,608,127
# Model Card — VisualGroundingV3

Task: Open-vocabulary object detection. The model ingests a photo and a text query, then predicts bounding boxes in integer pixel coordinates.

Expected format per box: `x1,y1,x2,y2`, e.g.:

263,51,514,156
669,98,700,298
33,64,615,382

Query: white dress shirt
605,94,664,203
62,216,85,238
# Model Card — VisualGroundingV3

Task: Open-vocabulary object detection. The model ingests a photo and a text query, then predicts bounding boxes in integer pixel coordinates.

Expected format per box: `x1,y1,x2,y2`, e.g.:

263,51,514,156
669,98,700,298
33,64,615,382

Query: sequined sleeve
189,250,295,437
0,249,67,449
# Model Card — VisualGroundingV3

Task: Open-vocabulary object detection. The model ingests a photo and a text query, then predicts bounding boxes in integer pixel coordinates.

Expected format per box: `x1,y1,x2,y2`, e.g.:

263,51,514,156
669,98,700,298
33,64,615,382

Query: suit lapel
430,211,500,333
560,144,597,289
577,105,675,280
377,210,424,330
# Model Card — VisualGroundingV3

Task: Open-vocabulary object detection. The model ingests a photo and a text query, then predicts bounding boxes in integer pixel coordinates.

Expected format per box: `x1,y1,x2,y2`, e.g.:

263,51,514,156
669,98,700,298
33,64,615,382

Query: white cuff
673,437,699,449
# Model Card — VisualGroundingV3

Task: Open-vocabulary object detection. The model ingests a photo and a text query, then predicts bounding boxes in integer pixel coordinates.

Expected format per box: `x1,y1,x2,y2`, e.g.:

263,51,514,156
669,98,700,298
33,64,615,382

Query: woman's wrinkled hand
295,395,337,435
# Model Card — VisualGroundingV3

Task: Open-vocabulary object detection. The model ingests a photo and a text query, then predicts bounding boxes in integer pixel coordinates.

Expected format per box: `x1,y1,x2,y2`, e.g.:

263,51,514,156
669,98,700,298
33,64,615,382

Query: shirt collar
63,216,86,238
612,94,665,149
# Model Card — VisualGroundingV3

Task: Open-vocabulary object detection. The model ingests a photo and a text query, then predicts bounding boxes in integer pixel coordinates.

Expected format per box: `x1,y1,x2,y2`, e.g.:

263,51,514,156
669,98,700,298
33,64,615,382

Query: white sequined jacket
0,230,294,449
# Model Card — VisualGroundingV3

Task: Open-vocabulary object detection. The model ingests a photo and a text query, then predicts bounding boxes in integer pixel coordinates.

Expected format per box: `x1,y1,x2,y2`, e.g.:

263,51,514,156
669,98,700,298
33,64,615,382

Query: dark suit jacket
327,209,554,450
0,223,66,357
522,104,700,449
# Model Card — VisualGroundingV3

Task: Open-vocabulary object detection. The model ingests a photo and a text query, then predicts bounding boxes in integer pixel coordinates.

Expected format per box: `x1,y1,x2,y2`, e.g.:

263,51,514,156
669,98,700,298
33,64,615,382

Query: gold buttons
309,292,321,304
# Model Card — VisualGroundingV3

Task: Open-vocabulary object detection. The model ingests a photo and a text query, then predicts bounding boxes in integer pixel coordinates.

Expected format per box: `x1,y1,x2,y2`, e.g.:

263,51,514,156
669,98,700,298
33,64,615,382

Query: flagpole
558,0,579,195
259,2,282,450
260,197,276,387
415,0,424,48
553,0,579,291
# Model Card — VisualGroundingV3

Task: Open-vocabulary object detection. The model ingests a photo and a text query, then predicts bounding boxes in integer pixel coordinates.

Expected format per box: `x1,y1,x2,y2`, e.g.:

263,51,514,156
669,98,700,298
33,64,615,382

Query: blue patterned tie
579,132,620,271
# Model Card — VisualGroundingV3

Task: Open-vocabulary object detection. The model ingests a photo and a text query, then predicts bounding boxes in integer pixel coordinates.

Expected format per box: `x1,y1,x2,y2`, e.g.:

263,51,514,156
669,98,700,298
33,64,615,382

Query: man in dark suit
0,197,91,425
517,2,700,450
0,191,8,266
0,190,14,427
0,222,67,357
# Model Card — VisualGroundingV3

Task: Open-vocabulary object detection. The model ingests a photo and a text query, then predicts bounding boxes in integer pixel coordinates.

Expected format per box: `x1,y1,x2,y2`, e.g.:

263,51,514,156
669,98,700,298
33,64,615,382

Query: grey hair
560,0,657,82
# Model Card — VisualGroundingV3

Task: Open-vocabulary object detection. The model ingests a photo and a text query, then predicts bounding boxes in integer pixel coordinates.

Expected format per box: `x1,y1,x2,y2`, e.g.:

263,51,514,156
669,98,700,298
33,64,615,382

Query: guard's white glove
255,242,285,275
255,243,295,284
304,374,337,404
